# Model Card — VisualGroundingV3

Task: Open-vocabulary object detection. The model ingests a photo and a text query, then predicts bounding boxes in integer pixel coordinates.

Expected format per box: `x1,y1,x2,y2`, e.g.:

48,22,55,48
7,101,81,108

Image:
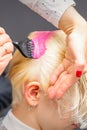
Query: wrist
58,6,86,34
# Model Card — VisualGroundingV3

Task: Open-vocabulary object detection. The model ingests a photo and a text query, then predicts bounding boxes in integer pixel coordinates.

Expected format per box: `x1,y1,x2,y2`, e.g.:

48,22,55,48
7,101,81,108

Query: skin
48,6,87,99
12,81,76,130
0,27,14,75
0,5,87,103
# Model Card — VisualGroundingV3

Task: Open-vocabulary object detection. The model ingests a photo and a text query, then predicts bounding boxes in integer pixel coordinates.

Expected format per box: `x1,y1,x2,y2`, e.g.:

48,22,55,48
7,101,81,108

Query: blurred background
0,0,87,41
0,0,87,130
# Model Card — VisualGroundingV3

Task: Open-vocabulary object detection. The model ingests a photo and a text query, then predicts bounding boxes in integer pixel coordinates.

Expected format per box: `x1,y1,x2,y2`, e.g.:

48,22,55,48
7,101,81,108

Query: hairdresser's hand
48,7,87,99
0,27,14,75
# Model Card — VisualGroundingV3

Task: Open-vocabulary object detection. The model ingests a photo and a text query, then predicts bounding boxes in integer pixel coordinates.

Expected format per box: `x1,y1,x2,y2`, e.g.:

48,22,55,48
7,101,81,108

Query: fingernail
76,70,82,77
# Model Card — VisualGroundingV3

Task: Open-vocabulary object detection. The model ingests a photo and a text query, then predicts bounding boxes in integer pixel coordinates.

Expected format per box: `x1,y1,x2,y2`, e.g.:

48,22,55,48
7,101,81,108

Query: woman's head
8,30,66,103
8,30,87,129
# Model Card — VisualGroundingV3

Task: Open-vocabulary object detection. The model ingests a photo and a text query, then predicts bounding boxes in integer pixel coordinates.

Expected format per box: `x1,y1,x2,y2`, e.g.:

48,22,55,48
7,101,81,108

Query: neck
12,101,41,130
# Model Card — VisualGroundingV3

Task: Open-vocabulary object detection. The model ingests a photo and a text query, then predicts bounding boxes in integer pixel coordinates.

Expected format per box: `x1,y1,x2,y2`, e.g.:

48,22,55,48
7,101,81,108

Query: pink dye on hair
32,31,53,59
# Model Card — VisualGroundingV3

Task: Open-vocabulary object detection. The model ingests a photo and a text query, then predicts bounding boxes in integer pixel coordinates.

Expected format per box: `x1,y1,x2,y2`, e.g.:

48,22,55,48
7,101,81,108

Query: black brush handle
13,41,26,57
12,38,34,58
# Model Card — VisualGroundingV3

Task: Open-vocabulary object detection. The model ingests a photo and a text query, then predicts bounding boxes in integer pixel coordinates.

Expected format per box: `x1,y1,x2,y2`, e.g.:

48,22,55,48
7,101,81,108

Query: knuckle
4,33,11,41
0,27,5,33
7,42,14,52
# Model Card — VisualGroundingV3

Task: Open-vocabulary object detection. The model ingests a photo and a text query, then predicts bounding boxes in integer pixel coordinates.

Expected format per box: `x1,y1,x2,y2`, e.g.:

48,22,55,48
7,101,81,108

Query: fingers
48,59,86,99
0,27,14,74
0,42,14,56
49,59,79,99
0,33,12,46
50,63,64,85
3,41,14,54
49,59,87,99
0,53,12,75
48,71,78,99
0,27,14,56
0,41,14,75
50,59,72,85
75,59,86,78
55,73,77,99
0,27,5,34
48,71,67,99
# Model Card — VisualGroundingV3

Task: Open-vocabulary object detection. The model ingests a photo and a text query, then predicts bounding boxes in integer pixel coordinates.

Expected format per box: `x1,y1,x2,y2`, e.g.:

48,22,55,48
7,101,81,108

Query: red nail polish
76,70,82,77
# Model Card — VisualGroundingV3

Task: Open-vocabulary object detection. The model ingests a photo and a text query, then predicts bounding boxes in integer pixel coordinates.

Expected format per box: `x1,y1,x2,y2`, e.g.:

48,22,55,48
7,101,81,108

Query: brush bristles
26,39,34,58
18,38,34,58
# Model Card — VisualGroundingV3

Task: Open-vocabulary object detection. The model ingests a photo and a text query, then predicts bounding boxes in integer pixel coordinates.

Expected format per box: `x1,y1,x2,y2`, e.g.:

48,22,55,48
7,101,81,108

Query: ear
24,81,41,106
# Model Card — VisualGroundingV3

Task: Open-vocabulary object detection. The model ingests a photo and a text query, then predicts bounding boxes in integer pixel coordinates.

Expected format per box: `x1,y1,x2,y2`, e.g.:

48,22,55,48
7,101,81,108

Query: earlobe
24,82,40,106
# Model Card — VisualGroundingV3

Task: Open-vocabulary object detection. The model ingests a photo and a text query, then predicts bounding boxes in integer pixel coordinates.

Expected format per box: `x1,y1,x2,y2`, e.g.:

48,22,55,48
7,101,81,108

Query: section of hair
8,30,87,129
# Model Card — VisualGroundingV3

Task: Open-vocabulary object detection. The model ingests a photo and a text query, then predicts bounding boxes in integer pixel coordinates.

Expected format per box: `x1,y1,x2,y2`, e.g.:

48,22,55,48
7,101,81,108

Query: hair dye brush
13,38,34,58
12,37,46,59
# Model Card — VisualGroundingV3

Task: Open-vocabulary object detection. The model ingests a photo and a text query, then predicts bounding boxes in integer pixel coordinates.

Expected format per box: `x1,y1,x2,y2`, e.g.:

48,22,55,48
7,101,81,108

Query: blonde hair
8,30,87,129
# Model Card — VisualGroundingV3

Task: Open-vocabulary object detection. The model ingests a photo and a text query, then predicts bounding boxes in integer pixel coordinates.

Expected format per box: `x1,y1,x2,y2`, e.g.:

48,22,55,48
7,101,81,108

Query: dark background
0,0,87,130
0,0,87,41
